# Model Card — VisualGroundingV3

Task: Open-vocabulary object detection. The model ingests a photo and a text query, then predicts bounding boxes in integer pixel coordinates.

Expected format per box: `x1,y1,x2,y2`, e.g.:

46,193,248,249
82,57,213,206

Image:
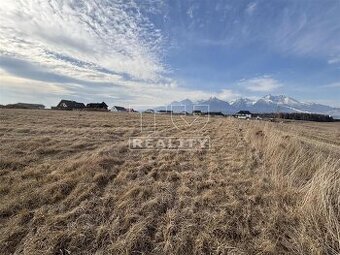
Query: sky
0,0,340,108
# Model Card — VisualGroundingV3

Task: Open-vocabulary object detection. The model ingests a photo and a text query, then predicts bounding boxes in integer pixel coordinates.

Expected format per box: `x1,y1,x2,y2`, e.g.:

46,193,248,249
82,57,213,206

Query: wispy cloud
239,76,282,92
0,0,195,106
328,56,340,64
246,2,257,15
1,0,339,106
271,2,340,58
0,0,167,84
0,56,124,88
323,82,340,88
214,89,240,101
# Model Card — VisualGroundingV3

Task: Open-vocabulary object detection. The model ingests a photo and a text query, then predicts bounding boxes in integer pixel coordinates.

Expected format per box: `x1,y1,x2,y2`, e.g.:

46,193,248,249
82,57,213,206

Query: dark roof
113,106,127,111
86,102,108,108
210,112,224,115
57,100,85,109
237,110,252,114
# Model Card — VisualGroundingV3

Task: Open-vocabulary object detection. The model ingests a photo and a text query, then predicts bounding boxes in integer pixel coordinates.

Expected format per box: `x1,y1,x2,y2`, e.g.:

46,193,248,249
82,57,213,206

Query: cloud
0,0,244,107
246,2,257,15
0,56,123,88
0,70,72,95
271,2,340,59
323,82,340,88
0,0,195,106
214,89,240,101
239,75,282,92
0,0,166,83
328,56,340,64
1,0,339,106
0,64,241,108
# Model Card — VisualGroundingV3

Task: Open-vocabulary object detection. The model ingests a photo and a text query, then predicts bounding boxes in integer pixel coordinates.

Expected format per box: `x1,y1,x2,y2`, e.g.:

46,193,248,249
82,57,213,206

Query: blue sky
0,0,339,107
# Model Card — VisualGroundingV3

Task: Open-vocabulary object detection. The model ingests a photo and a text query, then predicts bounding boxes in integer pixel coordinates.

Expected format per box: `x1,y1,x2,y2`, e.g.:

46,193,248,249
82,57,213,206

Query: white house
111,106,127,112
235,110,252,119
144,109,155,113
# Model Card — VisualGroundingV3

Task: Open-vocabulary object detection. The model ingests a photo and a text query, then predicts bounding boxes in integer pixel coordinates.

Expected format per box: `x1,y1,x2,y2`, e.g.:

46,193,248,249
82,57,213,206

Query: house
127,108,136,112
111,106,127,112
193,110,202,115
158,110,173,114
144,109,155,113
210,112,224,117
53,100,85,110
86,102,108,111
235,110,252,119
4,103,45,110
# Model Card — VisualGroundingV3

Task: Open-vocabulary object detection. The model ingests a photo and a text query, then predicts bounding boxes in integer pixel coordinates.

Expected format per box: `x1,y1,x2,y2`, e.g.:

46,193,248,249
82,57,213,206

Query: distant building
53,100,85,110
111,106,127,112
158,110,173,114
144,109,155,113
193,110,202,115
210,112,224,116
235,110,252,119
86,102,108,111
4,103,45,110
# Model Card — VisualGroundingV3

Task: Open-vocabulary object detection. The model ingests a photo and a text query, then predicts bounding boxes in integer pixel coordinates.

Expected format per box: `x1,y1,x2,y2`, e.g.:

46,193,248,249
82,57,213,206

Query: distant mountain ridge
157,95,340,118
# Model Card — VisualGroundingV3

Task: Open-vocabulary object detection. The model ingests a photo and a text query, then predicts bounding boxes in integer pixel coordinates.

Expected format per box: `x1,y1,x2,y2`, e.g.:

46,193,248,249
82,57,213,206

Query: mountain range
159,95,340,118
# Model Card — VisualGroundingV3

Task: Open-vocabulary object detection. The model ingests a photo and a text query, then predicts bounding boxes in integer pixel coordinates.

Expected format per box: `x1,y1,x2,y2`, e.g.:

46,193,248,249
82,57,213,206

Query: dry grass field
0,109,339,255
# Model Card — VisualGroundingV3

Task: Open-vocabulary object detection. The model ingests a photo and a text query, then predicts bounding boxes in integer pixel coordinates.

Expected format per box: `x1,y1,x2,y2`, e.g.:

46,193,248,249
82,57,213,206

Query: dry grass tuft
0,109,339,254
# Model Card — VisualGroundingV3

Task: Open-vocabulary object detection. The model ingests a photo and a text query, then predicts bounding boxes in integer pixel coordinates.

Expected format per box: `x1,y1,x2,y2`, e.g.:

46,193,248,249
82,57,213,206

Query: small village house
193,110,202,115
235,110,252,119
111,106,127,112
53,100,85,110
144,109,155,113
210,112,224,117
86,102,108,111
158,110,173,114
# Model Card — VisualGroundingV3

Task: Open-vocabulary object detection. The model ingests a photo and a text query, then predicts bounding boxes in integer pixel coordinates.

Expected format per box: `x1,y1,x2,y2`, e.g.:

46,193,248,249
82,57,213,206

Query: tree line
255,112,334,122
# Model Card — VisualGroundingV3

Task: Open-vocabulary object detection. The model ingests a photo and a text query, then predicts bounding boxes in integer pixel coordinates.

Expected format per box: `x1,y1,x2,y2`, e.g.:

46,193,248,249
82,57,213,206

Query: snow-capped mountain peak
206,96,224,102
261,95,301,105
159,95,340,118
231,98,255,106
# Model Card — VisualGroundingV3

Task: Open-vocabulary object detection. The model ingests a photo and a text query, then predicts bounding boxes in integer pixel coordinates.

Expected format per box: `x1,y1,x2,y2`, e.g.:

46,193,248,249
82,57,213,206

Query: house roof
57,100,85,108
112,106,127,111
86,102,108,108
210,112,224,115
237,110,252,114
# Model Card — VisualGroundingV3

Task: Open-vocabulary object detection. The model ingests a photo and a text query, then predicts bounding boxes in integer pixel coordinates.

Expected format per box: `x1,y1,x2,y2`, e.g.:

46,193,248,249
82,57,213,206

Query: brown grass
0,109,339,255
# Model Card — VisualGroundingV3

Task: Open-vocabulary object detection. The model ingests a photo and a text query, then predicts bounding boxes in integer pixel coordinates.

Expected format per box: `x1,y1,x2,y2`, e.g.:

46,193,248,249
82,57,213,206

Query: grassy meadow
0,109,339,254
